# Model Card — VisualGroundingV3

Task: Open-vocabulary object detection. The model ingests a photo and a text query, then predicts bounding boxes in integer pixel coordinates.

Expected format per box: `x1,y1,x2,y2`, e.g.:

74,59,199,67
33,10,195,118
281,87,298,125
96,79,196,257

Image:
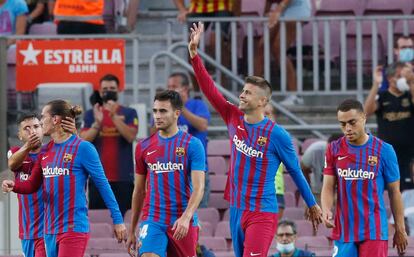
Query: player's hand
93,103,103,125
172,215,191,240
61,117,77,134
322,209,335,228
373,65,383,88
393,228,408,255
26,133,41,150
2,180,15,193
188,22,204,59
126,231,141,257
114,223,127,243
268,10,281,28
305,205,323,231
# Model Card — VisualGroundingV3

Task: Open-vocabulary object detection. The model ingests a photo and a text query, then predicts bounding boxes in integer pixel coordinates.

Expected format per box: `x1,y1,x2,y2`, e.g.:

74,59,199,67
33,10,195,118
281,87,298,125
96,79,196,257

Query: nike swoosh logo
237,125,245,131
42,156,48,160
338,156,348,160
250,253,261,256
147,150,157,156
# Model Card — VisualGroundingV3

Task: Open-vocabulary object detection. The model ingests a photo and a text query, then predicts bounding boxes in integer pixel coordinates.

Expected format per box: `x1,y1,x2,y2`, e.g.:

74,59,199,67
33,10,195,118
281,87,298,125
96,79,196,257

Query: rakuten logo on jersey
337,168,375,180
233,135,264,158
42,166,70,178
19,173,29,181
147,161,184,174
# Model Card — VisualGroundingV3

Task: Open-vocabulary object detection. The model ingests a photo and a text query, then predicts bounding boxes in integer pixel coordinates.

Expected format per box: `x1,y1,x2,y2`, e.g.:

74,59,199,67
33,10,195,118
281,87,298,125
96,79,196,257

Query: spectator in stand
264,103,286,219
25,0,48,32
364,62,414,191
0,0,27,46
270,219,315,257
80,74,138,216
49,0,140,34
167,72,211,207
300,134,342,199
255,0,312,106
378,35,414,92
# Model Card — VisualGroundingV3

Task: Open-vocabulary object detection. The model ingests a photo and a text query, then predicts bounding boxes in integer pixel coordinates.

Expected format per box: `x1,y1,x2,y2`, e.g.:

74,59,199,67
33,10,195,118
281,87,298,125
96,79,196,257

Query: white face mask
276,242,295,254
396,77,410,92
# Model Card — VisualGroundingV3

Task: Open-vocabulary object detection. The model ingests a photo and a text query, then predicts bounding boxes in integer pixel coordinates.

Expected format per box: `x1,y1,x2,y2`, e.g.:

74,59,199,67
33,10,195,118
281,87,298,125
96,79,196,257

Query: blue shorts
138,221,199,257
21,238,46,257
333,240,388,257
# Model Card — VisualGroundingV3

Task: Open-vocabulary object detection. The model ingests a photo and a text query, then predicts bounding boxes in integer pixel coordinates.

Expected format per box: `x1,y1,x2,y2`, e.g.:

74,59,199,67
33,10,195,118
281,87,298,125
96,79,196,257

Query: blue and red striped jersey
191,55,316,213
324,135,400,242
135,130,206,226
8,146,45,240
13,135,123,234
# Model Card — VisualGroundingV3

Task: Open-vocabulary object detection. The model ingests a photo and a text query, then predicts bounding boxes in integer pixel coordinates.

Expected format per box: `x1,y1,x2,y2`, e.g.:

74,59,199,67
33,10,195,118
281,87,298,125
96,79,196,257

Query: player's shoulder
136,133,157,152
269,120,290,138
326,136,345,155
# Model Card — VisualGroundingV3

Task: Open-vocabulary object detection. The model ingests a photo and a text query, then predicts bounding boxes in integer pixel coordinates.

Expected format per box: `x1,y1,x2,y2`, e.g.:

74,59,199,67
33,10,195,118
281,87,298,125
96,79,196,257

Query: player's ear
53,115,62,125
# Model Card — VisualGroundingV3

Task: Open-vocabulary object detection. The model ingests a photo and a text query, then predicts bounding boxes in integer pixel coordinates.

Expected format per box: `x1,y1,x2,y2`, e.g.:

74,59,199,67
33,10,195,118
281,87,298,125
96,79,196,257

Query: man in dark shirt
365,62,414,191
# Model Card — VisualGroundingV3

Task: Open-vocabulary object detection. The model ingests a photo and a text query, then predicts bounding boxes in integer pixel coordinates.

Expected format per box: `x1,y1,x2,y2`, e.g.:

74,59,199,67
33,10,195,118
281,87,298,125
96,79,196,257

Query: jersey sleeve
14,0,29,16
188,137,206,172
81,109,94,131
135,141,147,175
271,127,316,207
13,156,43,194
125,108,139,128
7,146,21,173
78,141,123,224
323,142,336,176
191,55,240,124
193,100,211,121
381,143,400,184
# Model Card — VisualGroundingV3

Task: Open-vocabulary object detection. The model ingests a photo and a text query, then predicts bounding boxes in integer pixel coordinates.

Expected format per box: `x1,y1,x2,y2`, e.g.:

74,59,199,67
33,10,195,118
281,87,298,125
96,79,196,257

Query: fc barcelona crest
175,147,185,156
63,153,73,163
257,136,267,146
368,155,378,166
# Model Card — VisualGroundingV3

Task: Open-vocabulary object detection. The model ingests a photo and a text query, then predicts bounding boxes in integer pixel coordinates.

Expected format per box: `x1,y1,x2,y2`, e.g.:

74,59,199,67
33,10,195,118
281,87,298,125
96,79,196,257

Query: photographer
80,74,138,216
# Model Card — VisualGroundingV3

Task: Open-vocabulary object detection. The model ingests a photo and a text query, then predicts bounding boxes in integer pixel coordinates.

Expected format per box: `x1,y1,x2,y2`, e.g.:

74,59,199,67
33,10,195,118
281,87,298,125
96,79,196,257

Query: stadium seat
214,252,236,257
284,191,296,207
283,207,305,220
315,0,361,16
295,220,314,236
198,207,220,228
200,221,214,237
295,236,330,249
209,193,230,210
363,0,408,15
316,225,333,238
88,209,112,224
215,221,231,239
210,175,228,192
87,238,126,254
124,209,132,223
283,175,298,193
394,20,414,38
222,208,230,221
301,138,324,154
208,156,227,175
199,237,228,251
28,22,57,35
207,140,231,156
90,223,113,238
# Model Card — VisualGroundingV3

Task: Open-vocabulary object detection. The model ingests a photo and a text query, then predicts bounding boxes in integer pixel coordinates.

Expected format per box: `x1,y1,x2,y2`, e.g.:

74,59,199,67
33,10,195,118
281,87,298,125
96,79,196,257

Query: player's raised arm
188,22,237,122
12,157,43,194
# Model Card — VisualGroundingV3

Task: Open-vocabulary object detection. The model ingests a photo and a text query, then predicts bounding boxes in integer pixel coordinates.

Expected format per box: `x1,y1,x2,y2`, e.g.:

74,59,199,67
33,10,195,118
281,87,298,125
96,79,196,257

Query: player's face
167,76,189,99
239,83,267,113
276,225,296,244
153,100,180,131
40,105,56,136
337,109,366,143
18,118,43,145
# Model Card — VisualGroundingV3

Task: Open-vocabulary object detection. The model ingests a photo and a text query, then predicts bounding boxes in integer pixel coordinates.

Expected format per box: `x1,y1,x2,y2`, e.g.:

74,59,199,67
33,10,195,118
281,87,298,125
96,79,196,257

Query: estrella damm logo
368,155,378,166
257,136,267,146
175,147,185,157
63,153,73,163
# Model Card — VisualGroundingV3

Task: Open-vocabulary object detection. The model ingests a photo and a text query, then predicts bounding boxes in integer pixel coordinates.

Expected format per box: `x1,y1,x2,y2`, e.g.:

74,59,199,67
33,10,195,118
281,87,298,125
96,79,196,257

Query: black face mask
102,91,118,102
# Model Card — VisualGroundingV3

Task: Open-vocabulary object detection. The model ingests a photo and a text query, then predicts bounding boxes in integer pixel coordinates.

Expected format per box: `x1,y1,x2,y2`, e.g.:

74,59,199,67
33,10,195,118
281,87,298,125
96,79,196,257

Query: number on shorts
139,224,149,239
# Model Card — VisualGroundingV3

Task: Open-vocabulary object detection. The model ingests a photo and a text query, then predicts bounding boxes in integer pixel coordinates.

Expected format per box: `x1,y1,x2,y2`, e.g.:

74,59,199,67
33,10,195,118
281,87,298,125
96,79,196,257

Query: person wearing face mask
270,219,315,257
80,74,139,217
378,36,414,92
365,62,414,191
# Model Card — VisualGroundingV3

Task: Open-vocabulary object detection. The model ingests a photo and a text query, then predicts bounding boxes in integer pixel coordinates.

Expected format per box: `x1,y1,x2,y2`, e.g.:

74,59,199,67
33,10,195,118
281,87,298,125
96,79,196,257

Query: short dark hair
100,74,119,86
245,76,272,97
386,61,407,79
169,72,190,88
46,99,83,119
337,99,364,113
394,35,413,49
154,90,183,110
17,112,39,125
278,219,297,235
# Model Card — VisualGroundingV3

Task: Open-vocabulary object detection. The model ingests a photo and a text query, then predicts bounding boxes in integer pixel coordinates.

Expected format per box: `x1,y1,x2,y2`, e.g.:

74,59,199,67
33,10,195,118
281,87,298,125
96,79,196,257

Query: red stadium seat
87,238,126,255
209,193,230,210
90,223,113,238
198,207,220,228
208,140,231,156
199,237,228,251
208,156,228,175
215,221,231,239
283,207,305,220
284,191,296,207
210,175,228,192
200,221,214,237
88,209,112,224
295,220,314,236
295,236,330,249
222,208,230,221
28,22,57,35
